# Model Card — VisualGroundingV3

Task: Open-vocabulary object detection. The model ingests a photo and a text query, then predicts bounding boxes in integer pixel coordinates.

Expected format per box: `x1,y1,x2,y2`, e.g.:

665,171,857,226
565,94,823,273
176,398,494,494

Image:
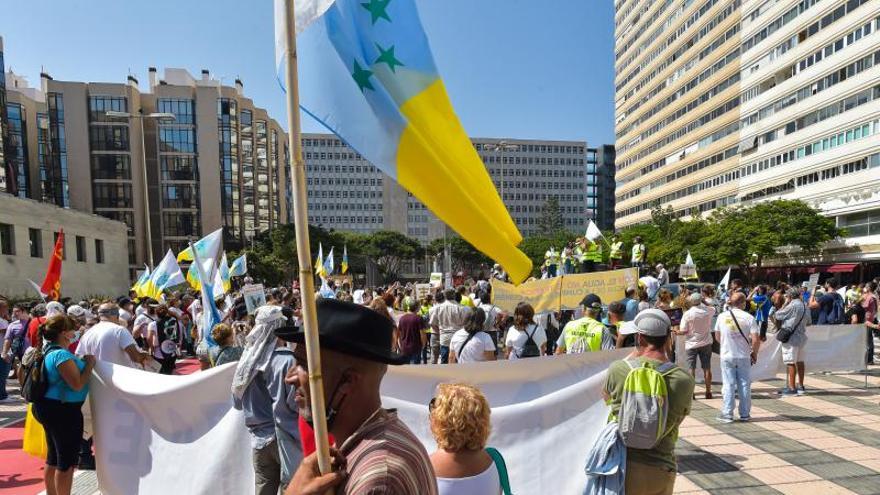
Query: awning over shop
826,263,858,273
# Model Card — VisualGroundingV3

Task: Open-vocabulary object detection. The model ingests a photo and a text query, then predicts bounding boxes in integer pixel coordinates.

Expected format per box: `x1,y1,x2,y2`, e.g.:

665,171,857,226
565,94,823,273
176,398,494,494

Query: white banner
674,324,866,381
90,362,254,495
89,351,628,494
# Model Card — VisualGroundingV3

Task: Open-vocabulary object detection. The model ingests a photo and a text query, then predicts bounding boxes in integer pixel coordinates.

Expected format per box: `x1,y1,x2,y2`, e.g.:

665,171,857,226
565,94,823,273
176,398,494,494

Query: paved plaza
2,366,879,495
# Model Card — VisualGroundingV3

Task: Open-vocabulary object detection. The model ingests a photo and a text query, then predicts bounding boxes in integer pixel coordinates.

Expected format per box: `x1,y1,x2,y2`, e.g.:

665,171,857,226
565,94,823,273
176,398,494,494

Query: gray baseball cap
688,293,703,305
634,309,671,337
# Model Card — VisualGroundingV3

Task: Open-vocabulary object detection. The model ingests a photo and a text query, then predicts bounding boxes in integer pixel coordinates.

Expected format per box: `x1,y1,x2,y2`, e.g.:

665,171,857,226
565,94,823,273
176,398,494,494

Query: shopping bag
23,403,47,459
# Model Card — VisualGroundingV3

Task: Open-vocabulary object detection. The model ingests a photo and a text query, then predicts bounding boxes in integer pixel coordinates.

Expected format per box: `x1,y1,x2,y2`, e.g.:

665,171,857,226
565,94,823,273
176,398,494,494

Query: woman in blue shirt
32,315,95,495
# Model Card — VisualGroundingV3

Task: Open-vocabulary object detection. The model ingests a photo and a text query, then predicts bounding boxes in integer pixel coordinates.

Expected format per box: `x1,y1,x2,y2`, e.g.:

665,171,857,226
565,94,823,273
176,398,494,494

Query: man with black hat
278,299,437,495
555,294,615,354
603,309,694,495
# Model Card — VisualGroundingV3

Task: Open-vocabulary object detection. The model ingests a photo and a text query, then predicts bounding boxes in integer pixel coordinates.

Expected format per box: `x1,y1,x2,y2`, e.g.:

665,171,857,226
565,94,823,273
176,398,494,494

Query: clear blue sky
1,0,615,145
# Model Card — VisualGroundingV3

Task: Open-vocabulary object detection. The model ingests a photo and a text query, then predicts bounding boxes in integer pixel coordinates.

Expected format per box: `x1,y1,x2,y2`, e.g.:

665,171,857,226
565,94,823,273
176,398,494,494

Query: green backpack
618,358,677,449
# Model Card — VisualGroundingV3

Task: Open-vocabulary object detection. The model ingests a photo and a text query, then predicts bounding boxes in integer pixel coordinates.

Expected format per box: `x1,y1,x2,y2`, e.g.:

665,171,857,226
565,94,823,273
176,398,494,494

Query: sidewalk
2,364,879,494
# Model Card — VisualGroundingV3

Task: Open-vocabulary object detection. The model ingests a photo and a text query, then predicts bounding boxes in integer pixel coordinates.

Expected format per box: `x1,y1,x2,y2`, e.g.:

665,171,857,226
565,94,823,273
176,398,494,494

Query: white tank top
436,463,501,495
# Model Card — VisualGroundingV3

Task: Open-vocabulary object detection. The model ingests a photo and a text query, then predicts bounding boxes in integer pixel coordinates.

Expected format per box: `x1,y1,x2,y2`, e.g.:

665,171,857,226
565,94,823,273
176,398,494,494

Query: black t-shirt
845,303,865,324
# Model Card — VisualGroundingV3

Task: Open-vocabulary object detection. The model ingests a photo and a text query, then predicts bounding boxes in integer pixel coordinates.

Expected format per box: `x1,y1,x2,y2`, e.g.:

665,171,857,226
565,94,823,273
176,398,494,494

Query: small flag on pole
131,264,151,298
177,228,223,263
40,230,64,301
315,243,325,278
585,220,604,244
341,245,349,274
143,250,186,299
718,267,731,290
324,247,335,276
230,253,248,277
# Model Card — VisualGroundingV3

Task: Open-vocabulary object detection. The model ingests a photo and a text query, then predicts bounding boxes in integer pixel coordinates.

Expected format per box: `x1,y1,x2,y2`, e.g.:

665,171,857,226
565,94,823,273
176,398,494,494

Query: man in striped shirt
278,299,437,495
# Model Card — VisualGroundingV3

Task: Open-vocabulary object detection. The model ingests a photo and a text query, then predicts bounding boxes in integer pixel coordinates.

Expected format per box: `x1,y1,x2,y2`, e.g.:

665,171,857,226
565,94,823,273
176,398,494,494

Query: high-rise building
303,133,598,241
588,145,617,231
2,58,291,278
614,0,880,264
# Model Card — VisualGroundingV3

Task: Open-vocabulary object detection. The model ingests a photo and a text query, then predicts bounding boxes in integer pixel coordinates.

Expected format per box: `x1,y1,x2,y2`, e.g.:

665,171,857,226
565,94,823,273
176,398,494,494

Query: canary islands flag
341,245,349,274
177,228,223,263
275,0,531,283
131,264,151,298
230,253,248,277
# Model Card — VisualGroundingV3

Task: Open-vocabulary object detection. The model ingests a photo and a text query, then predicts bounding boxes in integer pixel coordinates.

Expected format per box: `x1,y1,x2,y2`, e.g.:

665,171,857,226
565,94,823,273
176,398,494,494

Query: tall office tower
614,0,880,267
303,134,592,241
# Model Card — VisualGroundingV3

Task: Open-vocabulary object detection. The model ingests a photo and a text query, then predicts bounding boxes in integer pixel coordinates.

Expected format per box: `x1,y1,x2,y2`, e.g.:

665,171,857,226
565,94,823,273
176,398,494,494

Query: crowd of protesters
1,267,878,495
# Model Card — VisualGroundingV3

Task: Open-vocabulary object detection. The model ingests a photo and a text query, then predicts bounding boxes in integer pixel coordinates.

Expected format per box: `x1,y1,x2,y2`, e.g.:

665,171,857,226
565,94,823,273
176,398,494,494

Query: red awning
826,263,858,273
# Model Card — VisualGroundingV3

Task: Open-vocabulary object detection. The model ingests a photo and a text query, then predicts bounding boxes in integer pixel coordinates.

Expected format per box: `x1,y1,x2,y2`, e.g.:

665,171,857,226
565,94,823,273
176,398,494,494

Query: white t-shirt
450,329,495,363
504,324,547,360
680,304,716,350
75,320,137,367
640,276,660,299
436,463,501,495
714,308,759,360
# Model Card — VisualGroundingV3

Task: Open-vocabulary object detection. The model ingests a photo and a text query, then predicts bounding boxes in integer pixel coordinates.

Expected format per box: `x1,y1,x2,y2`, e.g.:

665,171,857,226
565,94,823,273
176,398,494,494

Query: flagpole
282,0,333,476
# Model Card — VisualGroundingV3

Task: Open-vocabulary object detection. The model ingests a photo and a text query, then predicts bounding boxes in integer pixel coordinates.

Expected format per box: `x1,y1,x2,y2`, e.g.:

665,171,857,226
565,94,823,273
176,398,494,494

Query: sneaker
739,416,752,422
716,415,734,424
778,387,797,397
796,385,807,396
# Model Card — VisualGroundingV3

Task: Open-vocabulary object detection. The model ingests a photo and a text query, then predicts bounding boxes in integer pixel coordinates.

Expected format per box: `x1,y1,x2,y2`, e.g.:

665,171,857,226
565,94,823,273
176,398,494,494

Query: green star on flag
374,43,404,73
352,60,375,92
361,0,391,24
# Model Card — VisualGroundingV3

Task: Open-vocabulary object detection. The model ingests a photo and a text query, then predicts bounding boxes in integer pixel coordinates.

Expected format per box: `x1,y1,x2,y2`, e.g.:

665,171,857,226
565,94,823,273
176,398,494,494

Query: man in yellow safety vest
555,294,615,354
609,236,624,270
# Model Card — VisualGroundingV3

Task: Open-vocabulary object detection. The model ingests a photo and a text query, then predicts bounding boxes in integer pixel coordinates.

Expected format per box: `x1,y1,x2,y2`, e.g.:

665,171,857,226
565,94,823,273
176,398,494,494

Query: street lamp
484,140,518,202
105,110,176,268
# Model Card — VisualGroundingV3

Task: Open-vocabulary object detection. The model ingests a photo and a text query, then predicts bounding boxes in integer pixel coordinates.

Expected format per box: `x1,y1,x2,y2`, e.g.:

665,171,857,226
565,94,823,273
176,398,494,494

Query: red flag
40,230,64,301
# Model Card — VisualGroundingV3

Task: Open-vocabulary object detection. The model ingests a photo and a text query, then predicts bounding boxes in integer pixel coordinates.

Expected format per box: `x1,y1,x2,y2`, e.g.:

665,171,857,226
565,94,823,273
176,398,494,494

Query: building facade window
75,235,86,262
95,239,104,264
40,94,70,208
218,98,240,246
29,228,42,258
0,223,14,255
5,103,29,198
91,155,131,180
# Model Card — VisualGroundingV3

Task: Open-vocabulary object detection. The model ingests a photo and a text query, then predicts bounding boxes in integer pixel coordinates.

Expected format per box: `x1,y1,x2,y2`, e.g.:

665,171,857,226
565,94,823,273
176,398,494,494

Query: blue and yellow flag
276,0,531,282
131,264,151,298
341,245,349,274
143,250,186,299
229,253,248,277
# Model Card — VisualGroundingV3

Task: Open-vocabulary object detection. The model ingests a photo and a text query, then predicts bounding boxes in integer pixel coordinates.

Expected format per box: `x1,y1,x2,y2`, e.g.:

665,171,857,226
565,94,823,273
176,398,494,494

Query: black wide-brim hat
275,298,407,365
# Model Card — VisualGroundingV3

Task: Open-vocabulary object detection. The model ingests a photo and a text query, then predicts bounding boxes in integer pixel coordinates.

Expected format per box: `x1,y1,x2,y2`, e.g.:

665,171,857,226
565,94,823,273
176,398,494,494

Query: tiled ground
3,367,879,494
675,367,880,494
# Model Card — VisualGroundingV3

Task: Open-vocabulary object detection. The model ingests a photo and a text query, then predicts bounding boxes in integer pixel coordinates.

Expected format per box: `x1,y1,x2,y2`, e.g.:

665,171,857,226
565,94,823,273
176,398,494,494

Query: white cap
46,301,65,317
67,305,94,320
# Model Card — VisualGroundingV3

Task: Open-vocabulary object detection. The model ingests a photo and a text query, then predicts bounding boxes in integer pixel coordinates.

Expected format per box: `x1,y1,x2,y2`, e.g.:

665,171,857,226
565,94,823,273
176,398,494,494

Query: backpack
19,345,62,403
618,358,678,449
827,294,846,325
157,316,179,358
517,325,541,358
10,318,29,359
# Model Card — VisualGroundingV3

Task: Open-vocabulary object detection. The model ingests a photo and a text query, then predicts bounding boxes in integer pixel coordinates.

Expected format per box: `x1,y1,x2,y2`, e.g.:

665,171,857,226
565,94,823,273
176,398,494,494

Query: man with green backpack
603,309,694,495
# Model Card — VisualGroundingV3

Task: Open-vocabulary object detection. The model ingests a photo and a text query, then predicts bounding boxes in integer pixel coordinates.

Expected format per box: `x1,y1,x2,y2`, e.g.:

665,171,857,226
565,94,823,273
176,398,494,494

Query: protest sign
491,268,637,313
808,273,820,289
241,283,266,314
415,283,432,300
491,277,561,313
429,272,443,288
679,264,697,279
558,268,638,310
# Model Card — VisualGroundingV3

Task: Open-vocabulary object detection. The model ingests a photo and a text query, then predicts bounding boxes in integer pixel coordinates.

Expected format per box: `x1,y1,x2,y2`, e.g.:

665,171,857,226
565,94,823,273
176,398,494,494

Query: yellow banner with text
491,268,638,313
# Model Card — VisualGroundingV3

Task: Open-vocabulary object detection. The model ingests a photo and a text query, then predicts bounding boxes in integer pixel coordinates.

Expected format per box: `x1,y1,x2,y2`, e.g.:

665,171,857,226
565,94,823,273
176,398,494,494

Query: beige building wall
0,193,129,300
614,0,743,227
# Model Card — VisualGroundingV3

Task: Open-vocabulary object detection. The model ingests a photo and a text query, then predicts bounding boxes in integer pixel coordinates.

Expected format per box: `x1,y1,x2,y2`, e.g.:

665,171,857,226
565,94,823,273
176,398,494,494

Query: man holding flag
273,0,530,486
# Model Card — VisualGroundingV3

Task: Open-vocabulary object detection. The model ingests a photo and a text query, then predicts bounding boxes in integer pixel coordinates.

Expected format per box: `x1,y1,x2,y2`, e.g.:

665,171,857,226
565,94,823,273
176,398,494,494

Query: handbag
486,447,512,495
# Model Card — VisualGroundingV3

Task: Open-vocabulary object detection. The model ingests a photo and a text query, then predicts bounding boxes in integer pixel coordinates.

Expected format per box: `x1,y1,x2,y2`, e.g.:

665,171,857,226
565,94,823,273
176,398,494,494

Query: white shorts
781,342,805,364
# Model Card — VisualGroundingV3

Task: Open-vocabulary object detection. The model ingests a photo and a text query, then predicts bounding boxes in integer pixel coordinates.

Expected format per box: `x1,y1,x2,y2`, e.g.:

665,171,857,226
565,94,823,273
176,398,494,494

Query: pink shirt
862,294,878,324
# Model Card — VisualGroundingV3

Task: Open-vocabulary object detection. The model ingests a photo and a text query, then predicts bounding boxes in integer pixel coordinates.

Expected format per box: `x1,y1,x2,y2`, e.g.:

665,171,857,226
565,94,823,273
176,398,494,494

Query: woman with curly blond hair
429,383,509,494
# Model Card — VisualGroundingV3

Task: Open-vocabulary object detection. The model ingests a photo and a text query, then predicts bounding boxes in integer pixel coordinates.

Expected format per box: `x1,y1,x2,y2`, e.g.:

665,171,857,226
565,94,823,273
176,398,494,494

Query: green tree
427,235,493,275
537,196,565,236
366,230,424,282
701,199,840,278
